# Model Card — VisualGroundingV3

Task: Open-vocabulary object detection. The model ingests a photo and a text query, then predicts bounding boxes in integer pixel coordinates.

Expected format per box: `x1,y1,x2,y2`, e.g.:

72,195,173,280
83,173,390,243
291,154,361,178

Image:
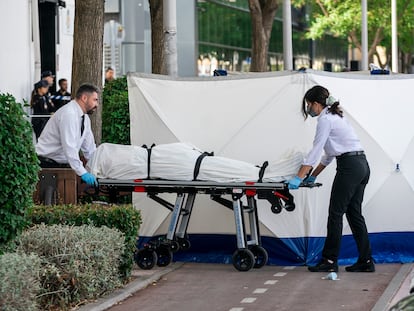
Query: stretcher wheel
232,249,255,272
156,245,173,267
271,204,282,214
284,203,295,212
170,240,180,253
178,238,191,251
135,248,157,270
249,245,268,268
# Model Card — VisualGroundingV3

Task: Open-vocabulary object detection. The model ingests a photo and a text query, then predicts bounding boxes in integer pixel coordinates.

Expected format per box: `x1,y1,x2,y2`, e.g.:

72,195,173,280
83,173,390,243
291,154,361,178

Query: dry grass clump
16,224,125,310
0,252,41,311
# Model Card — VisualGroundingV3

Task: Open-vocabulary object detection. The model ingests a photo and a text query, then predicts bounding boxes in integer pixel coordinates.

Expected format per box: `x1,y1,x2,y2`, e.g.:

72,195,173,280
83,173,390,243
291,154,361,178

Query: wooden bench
33,168,79,205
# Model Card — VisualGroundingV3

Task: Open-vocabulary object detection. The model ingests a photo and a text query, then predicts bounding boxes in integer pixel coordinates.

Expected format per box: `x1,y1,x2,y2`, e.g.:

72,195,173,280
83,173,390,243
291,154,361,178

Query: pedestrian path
77,262,413,311
77,263,184,311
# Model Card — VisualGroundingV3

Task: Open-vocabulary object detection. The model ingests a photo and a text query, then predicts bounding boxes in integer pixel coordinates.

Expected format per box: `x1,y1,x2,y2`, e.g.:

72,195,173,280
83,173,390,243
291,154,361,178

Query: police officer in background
52,78,71,111
30,79,55,140
41,70,55,88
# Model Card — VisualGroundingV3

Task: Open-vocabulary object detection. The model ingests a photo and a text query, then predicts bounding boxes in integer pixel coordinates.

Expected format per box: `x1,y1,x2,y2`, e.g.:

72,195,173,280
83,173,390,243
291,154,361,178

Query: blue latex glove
286,176,303,189
303,175,316,183
81,172,97,186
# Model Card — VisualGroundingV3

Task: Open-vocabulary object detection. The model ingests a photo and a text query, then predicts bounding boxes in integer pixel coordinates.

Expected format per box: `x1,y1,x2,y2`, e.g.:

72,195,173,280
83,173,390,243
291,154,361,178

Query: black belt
337,151,364,159
38,155,70,168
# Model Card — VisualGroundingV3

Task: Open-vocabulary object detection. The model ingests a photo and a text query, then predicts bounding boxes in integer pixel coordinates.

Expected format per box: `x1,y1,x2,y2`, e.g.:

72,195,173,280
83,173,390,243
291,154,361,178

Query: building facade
197,0,349,75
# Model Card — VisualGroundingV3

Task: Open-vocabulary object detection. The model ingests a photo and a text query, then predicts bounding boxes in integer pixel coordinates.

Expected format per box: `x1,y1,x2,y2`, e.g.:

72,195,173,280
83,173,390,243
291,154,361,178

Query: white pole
361,0,368,71
32,0,41,80
283,0,293,70
391,0,398,72
164,0,178,76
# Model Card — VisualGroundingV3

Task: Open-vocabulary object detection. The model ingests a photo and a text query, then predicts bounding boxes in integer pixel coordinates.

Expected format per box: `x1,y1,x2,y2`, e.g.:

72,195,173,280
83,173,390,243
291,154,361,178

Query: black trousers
322,154,372,262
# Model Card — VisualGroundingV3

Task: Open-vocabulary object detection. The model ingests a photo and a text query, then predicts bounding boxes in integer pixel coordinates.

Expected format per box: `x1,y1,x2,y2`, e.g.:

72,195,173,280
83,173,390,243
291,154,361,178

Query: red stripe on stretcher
245,181,256,196
274,191,288,200
133,179,145,192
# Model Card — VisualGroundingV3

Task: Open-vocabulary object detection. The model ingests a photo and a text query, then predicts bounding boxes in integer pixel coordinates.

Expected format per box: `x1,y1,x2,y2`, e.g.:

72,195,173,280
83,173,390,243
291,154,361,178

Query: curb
371,263,414,311
76,262,184,311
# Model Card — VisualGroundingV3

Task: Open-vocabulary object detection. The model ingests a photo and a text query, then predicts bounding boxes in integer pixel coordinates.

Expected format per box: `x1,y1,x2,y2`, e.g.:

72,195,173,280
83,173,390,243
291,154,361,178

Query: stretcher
98,178,320,271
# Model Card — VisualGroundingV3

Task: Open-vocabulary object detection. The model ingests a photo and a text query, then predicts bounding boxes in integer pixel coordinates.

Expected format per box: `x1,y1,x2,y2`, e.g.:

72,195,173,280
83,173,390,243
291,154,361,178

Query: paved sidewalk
77,262,413,311
77,263,184,311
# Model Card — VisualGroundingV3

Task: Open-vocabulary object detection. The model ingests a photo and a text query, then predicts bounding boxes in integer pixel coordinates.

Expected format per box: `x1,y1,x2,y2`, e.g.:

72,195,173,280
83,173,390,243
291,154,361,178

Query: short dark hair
75,84,100,99
34,79,49,90
58,78,67,86
106,67,114,72
41,70,54,78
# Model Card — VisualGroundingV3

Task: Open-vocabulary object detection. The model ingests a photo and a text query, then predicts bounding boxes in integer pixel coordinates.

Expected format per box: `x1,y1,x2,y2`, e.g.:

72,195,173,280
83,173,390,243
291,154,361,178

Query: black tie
81,115,85,136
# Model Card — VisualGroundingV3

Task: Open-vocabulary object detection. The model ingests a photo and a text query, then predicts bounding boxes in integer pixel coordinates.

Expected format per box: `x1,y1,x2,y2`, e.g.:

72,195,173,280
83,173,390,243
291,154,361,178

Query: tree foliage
292,0,414,71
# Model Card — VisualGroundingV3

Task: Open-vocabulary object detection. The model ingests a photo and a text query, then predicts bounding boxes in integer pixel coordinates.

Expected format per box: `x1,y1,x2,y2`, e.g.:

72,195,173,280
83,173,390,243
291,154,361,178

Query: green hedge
102,76,130,145
27,203,141,280
0,93,40,251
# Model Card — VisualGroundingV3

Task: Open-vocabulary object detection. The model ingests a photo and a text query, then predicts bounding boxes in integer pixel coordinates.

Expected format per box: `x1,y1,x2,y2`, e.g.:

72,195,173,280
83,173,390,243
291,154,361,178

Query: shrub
0,252,41,311
0,93,40,251
27,203,141,279
17,224,125,310
102,76,130,145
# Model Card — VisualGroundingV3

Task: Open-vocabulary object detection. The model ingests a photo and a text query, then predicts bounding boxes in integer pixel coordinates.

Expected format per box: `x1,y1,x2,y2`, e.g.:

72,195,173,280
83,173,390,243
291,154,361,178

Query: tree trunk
249,0,279,72
149,0,165,74
72,0,104,144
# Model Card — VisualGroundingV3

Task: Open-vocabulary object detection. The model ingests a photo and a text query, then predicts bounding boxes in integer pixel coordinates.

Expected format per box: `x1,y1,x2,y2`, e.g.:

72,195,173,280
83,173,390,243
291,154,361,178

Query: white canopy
126,70,414,265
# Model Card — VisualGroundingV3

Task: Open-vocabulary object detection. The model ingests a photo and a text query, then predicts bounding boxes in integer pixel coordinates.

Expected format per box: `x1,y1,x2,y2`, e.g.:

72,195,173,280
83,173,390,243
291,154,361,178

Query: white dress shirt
36,100,96,176
303,107,363,167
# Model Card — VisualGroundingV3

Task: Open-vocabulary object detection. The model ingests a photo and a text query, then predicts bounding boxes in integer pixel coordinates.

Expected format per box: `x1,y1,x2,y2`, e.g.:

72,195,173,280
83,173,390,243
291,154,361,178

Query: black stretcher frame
97,178,316,271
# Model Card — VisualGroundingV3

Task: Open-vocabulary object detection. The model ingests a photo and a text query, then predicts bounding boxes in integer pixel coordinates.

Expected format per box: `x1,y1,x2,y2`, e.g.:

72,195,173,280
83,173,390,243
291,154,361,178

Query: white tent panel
364,174,414,232
401,137,414,191
127,70,414,264
311,74,414,163
134,194,171,237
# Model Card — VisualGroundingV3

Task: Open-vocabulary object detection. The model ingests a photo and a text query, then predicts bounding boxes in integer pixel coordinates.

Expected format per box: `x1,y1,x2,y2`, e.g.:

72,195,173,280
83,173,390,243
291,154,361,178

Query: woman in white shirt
287,85,374,273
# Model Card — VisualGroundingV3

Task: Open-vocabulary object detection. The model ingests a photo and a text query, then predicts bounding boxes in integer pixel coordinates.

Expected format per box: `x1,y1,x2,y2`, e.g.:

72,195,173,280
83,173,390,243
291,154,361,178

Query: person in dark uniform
41,70,55,88
30,79,55,140
287,85,375,273
52,78,71,111
104,67,115,84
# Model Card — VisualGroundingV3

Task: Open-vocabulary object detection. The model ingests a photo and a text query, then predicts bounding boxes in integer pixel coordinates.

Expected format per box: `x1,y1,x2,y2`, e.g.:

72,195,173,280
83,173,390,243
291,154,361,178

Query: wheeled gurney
98,178,318,271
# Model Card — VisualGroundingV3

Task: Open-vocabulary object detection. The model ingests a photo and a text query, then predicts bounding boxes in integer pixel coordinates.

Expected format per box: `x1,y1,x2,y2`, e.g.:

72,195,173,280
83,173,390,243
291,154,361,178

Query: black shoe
308,259,338,272
345,258,375,272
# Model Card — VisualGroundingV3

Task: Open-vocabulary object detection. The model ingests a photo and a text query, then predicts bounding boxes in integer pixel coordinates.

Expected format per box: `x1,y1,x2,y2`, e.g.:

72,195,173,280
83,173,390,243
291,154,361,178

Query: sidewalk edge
77,262,185,311
371,263,413,311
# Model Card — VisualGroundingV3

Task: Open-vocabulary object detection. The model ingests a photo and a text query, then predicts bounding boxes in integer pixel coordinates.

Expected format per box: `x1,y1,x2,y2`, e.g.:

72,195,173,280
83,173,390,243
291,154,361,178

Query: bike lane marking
229,267,296,311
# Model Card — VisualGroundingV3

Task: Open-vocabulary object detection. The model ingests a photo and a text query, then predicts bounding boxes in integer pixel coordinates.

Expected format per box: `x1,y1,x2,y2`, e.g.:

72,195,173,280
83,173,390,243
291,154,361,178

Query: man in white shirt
36,84,99,186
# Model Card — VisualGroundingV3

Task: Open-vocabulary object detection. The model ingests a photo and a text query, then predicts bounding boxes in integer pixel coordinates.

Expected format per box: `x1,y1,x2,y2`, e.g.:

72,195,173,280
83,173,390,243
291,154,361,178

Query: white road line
273,272,287,277
241,297,257,303
283,266,296,270
264,280,278,285
229,308,244,311
253,288,268,294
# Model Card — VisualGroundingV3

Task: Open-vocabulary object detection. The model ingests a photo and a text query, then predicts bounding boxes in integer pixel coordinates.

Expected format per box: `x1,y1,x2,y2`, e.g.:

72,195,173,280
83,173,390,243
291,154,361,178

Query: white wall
56,1,74,89
0,0,35,103
0,0,74,102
